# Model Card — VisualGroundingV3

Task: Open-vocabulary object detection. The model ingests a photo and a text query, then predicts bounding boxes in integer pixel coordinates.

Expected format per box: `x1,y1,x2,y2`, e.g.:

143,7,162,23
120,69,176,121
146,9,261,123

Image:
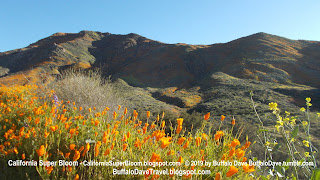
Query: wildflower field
0,84,257,179
0,74,319,180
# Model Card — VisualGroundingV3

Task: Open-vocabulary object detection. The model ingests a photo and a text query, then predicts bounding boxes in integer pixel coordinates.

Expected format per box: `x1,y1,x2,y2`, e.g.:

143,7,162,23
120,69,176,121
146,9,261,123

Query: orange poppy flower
70,144,76,150
122,134,128,142
183,140,190,149
229,148,235,157
45,166,54,174
69,128,76,135
242,141,251,150
177,137,186,145
242,157,247,162
35,118,40,125
36,145,45,157
215,172,221,180
177,118,183,126
150,152,160,162
44,130,50,138
94,120,99,126
147,111,150,118
143,127,147,134
13,147,18,154
160,137,172,149
202,133,208,140
161,121,165,128
95,141,102,157
67,166,72,172
195,137,201,147
113,111,117,120
231,139,240,148
214,131,224,141
145,168,153,179
221,115,225,121
204,112,210,121
236,149,245,159
50,125,58,132
226,166,238,177
176,125,182,134
242,164,255,173
65,152,71,158
85,143,90,151
73,150,80,161
232,118,236,125
167,150,175,156
23,132,29,139
123,144,128,151
75,174,79,180
134,138,142,149
19,127,25,137
104,148,111,156
78,146,84,152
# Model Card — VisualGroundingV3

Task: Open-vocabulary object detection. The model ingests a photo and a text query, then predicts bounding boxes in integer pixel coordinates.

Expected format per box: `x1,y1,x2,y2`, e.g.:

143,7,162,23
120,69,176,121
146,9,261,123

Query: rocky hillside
1,31,320,87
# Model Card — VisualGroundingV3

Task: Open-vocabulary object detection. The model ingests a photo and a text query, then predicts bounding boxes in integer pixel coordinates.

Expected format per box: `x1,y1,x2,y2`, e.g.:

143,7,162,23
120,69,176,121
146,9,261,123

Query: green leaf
258,129,269,132
275,165,284,175
260,176,268,180
283,158,290,170
274,143,281,151
311,168,320,180
291,126,299,138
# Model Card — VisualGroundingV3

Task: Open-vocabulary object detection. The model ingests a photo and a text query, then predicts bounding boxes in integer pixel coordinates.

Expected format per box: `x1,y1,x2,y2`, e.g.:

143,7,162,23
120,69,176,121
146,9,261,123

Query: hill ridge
0,31,320,88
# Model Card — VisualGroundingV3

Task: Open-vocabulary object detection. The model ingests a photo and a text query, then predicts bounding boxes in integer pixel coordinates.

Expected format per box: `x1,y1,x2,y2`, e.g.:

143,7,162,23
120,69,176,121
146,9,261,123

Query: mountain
1,31,320,87
0,31,320,119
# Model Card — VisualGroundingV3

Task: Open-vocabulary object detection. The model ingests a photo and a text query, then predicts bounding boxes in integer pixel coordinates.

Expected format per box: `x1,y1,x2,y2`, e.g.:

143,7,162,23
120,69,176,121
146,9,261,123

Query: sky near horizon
1,0,320,52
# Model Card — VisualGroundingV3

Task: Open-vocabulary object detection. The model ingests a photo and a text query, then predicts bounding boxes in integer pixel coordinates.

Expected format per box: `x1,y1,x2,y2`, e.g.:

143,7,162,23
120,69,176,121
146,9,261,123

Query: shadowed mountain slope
1,31,320,88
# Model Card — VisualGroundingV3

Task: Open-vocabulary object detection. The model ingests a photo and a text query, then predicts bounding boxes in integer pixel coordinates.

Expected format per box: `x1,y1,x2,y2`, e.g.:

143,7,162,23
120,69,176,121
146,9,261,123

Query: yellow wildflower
268,102,278,110
302,121,308,127
306,97,311,102
305,152,310,157
303,140,309,147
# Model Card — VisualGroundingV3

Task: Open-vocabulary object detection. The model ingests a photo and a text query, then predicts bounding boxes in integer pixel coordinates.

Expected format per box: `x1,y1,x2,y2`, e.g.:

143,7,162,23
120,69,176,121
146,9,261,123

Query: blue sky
1,0,320,52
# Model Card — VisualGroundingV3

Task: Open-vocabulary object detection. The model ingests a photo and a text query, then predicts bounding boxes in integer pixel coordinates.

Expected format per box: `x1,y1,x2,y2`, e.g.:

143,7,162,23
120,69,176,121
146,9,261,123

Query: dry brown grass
47,68,123,112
